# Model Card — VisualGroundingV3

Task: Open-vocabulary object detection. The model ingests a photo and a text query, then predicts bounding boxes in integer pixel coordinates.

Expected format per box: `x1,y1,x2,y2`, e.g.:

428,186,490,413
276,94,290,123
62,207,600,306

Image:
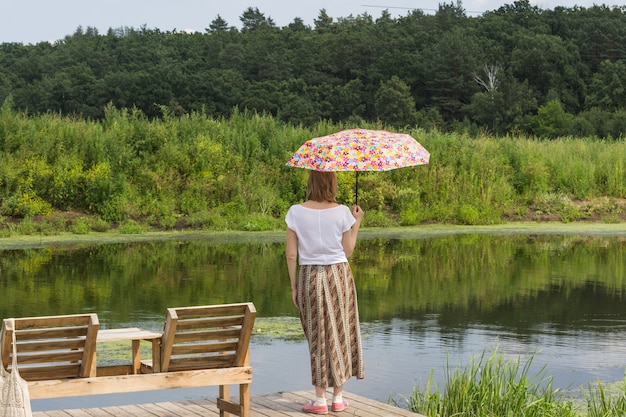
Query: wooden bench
1,302,256,417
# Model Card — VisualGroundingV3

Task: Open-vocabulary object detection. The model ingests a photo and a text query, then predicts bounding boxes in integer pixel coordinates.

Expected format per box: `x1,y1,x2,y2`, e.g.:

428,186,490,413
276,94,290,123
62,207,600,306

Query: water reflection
1,233,626,409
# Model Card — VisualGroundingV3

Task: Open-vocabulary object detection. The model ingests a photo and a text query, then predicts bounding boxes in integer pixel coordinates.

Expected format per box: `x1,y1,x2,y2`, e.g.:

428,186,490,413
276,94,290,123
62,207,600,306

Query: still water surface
1,229,625,411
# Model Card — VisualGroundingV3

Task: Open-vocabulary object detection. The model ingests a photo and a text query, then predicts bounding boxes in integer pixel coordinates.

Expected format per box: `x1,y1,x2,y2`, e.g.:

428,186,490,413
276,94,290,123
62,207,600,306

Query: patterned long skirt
297,262,365,388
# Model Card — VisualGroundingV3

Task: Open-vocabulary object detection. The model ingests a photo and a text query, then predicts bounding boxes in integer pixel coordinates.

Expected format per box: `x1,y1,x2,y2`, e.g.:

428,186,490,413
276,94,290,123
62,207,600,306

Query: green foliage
374,76,417,128
362,210,398,228
531,100,575,138
2,193,53,217
17,217,36,235
90,217,111,232
457,204,481,225
117,220,147,234
238,214,281,231
1,109,626,234
71,218,91,234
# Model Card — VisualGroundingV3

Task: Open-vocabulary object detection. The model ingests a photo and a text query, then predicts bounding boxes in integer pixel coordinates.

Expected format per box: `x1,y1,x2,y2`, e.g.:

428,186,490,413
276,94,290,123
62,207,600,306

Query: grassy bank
3,222,626,251
2,106,626,231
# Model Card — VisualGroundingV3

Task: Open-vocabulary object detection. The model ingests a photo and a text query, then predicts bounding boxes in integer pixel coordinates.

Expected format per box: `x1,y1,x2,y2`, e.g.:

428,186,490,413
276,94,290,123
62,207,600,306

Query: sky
1,0,622,45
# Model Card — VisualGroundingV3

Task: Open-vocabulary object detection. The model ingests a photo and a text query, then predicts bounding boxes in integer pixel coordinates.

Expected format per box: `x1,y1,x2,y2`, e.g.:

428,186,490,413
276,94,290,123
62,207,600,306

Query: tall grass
2,99,626,232
407,349,626,417
585,376,626,417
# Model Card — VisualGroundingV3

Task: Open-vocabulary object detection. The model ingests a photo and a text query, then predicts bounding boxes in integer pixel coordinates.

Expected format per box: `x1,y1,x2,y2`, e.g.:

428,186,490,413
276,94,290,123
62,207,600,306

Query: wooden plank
28,367,252,399
248,393,303,416
74,408,116,417
174,303,253,318
88,405,143,417
97,328,161,343
235,307,255,367
81,316,98,377
38,410,73,417
13,314,98,328
174,328,241,341
140,401,206,417
171,340,238,355
169,355,235,371
176,316,244,330
332,391,420,417
159,310,177,372
16,338,86,353
18,350,85,365
15,327,89,339
177,399,221,417
188,398,270,417
55,409,99,417
38,408,93,417
105,404,158,417
95,365,134,376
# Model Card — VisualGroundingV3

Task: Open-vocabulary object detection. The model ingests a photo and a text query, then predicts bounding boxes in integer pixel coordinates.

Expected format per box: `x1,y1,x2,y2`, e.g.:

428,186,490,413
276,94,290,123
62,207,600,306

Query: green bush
237,213,281,231
71,218,91,234
399,206,424,226
17,217,36,235
37,220,63,236
90,217,111,232
97,195,127,222
363,210,398,227
117,220,147,234
456,204,481,225
2,193,53,217
202,209,231,231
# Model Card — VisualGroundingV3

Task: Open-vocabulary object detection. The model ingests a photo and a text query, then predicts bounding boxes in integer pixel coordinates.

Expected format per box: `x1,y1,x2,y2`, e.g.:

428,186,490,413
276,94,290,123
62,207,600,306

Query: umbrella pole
355,172,359,206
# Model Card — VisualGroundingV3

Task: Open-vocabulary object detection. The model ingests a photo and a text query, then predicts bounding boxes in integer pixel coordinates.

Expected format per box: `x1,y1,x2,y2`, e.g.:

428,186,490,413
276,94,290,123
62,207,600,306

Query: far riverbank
2,222,626,251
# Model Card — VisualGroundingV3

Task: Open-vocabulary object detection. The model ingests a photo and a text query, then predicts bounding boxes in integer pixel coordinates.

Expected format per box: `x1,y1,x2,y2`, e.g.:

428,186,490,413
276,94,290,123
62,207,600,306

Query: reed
405,349,626,416
585,375,626,417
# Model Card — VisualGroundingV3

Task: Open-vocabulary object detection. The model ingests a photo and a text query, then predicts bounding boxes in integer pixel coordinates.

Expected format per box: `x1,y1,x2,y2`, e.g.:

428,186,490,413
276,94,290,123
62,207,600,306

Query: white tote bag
0,319,33,417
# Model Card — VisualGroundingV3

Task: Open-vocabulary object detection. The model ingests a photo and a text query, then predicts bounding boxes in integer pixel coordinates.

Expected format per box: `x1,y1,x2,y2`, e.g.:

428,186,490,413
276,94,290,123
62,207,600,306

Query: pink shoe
331,400,349,412
302,400,329,414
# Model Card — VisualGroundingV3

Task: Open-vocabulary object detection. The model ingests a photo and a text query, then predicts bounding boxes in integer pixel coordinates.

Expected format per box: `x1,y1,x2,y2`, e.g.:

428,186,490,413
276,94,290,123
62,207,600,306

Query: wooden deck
32,390,425,416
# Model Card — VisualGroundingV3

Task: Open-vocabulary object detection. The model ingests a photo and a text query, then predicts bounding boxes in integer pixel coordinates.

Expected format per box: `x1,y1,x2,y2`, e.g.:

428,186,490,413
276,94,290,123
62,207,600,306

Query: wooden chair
150,302,256,417
0,314,99,381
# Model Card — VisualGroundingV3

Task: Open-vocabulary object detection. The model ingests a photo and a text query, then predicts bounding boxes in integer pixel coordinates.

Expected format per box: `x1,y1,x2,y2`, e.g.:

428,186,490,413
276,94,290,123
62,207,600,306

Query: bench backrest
1,314,99,381
160,302,256,372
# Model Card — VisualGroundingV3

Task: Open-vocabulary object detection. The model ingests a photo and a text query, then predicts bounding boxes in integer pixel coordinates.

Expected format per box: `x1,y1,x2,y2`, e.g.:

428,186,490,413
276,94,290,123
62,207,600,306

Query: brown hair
306,171,337,202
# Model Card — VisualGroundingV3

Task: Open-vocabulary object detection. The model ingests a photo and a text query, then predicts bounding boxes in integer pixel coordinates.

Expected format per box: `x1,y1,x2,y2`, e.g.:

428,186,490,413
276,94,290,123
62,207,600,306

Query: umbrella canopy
286,128,430,171
286,128,430,204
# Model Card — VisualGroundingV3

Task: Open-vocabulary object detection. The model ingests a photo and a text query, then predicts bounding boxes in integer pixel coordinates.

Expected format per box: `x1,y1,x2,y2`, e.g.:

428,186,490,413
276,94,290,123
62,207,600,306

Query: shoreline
2,222,626,250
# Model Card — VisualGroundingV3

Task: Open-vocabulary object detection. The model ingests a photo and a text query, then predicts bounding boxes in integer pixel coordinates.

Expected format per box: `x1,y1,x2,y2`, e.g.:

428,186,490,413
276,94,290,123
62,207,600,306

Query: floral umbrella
286,128,430,204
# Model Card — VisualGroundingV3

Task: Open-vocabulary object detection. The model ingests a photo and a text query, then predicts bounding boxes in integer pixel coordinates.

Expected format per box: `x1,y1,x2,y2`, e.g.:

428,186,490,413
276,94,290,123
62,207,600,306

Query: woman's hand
352,205,364,223
292,288,298,309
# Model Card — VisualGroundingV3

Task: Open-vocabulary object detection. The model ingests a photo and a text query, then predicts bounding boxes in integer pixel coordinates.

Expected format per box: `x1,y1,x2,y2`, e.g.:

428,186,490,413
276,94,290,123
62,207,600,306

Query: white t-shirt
285,204,356,265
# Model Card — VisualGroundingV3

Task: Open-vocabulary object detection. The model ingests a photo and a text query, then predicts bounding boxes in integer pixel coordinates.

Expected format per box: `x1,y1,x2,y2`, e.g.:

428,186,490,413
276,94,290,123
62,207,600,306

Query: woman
285,171,365,414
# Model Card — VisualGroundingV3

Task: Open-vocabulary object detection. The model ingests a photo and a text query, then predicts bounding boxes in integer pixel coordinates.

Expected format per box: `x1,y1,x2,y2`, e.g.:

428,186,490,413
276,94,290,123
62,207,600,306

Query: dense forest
1,0,626,138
